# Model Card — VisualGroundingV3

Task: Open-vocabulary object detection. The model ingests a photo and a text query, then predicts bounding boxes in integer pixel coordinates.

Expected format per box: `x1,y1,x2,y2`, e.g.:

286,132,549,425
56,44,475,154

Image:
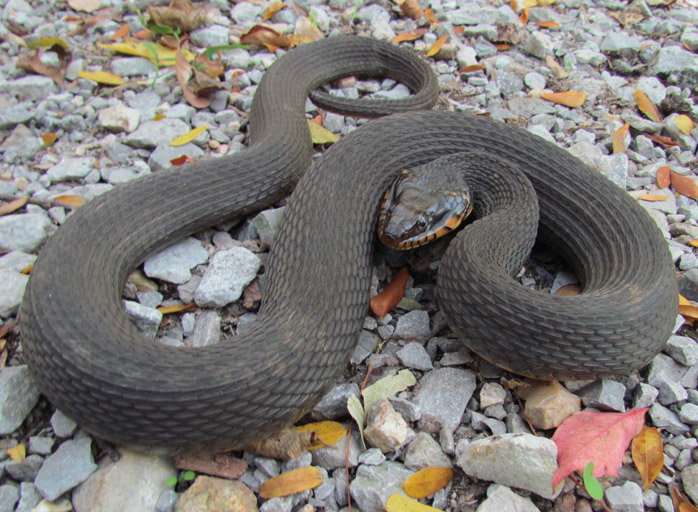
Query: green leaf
583,461,604,500
204,44,252,60
362,369,416,415
166,476,178,487
183,470,196,481
149,24,180,38
347,394,366,448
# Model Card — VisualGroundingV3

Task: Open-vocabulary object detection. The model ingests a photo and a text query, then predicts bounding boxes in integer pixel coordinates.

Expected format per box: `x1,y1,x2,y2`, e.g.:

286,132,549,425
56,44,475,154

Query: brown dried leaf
240,25,290,52
67,0,101,13
458,64,486,73
0,197,28,216
296,421,347,449
157,302,196,314
426,34,448,58
6,444,25,462
612,122,630,154
392,27,428,43
16,43,72,86
260,466,323,499
424,8,438,24
680,304,698,324
293,16,324,43
53,195,86,207
556,284,581,296
647,134,681,148
671,172,698,199
111,22,129,39
632,426,664,491
634,89,662,123
690,241,698,249
263,1,286,21
20,264,32,275
175,48,211,108
545,55,569,79
519,6,529,25
42,132,58,146
656,165,671,189
173,452,247,480
536,20,560,28
245,428,318,460
540,91,586,108
147,0,218,32
170,154,193,166
638,194,669,202
672,485,698,512
397,0,423,21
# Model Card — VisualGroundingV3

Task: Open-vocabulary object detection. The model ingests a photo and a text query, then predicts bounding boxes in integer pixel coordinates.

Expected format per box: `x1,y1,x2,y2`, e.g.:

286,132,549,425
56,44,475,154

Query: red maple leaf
552,408,648,489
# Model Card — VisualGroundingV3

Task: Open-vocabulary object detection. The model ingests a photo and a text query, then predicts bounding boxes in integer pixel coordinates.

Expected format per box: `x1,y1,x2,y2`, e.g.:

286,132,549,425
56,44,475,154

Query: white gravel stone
413,368,476,433
46,157,96,182
194,247,261,308
605,481,644,512
0,366,40,435
143,237,209,284
123,300,163,339
124,119,190,149
98,105,140,133
395,342,433,371
393,310,430,340
477,485,540,512
0,269,28,317
0,213,53,253
34,438,98,501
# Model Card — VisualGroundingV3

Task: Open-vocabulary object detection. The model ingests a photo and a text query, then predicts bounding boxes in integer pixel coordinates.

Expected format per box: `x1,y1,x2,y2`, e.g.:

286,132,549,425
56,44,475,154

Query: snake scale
20,36,677,452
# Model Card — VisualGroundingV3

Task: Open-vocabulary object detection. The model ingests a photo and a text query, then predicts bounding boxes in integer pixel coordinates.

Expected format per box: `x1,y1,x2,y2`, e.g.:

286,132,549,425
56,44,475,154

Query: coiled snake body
20,37,677,452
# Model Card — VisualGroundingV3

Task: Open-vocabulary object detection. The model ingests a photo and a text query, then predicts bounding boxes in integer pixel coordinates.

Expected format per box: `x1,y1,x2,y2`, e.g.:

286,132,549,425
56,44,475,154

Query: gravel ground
1,0,698,511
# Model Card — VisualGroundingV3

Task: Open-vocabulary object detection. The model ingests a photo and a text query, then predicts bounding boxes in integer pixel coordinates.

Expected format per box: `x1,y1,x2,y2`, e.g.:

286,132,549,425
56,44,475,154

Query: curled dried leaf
263,1,286,21
0,197,29,216
634,89,662,123
246,428,318,460
612,122,630,154
240,25,290,52
426,34,448,58
424,8,438,24
392,27,428,43
396,0,423,21
147,0,218,32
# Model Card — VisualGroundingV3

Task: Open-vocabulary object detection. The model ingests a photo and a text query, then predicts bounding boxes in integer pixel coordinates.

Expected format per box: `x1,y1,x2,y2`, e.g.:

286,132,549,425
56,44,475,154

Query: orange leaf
312,114,324,126
135,29,152,39
556,284,581,296
510,0,517,11
240,25,290,52
53,194,86,207
0,196,29,216
552,408,647,488
540,91,587,108
370,268,409,317
170,155,192,166
612,122,630,154
21,264,33,275
397,0,423,21
404,467,454,499
426,34,448,58
392,27,428,43
536,20,560,28
632,426,664,491
111,22,129,40
153,113,166,121
671,172,698,199
676,114,695,135
679,294,692,306
689,241,698,249
263,1,286,21
458,64,485,73
259,466,323,499
656,165,671,189
424,8,438,24
519,6,529,25
157,302,196,314
494,43,511,50
680,305,698,324
647,134,681,148
296,421,347,449
42,132,58,146
672,485,698,512
638,194,669,202
453,25,464,35
634,89,662,123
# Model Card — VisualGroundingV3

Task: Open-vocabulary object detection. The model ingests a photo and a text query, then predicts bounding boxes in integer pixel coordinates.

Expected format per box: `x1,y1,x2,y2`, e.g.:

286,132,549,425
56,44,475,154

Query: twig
346,364,373,512
0,194,78,210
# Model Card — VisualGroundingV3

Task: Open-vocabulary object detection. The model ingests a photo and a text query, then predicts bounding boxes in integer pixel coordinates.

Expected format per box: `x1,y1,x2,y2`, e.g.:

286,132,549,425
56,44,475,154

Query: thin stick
346,364,373,512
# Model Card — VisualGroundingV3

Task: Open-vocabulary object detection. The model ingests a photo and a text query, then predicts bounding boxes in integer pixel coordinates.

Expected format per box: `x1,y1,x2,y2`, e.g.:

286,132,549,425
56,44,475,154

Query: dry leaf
671,172,698,199
292,16,324,43
392,27,428,43
545,55,569,79
632,426,664,491
672,485,698,512
53,194,86,207
370,268,409,317
638,194,669,202
0,197,29,216
135,29,152,39
612,122,630,154
397,0,423,20
245,428,318,460
657,165,671,189
676,114,695,135
458,64,486,73
21,264,33,275
296,421,347,449
403,467,454,499
100,41,191,66
173,452,247,480
540,91,586,108
111,22,129,39
555,284,581,296
385,494,442,511
6,444,25,462
536,20,560,28
494,43,511,50
147,0,218,32
157,302,196,314
68,0,101,13
259,466,323,499
520,6,529,25
42,132,58,146
680,304,698,324
524,0,557,5
263,1,286,20
510,0,518,10
17,42,72,86
240,25,290,52
634,89,662,123
424,8,438,24
689,241,698,249
679,295,691,306
170,155,193,166
170,125,207,146
647,134,681,148
307,120,339,144
426,34,448,58
78,70,125,85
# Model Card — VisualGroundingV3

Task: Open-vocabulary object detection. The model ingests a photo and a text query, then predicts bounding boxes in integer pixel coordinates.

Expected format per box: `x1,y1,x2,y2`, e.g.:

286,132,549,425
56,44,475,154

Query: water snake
20,36,677,452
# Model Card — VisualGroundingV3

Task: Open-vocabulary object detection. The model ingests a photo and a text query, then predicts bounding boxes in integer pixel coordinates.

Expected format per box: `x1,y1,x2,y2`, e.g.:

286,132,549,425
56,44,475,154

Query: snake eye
416,217,428,229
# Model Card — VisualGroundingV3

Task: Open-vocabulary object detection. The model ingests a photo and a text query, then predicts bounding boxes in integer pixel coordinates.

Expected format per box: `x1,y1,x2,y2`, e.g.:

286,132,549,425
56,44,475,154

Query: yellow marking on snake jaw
444,215,461,230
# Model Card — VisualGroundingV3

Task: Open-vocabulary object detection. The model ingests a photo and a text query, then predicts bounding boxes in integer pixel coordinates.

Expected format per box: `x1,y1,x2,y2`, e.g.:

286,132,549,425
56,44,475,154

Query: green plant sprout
582,461,604,501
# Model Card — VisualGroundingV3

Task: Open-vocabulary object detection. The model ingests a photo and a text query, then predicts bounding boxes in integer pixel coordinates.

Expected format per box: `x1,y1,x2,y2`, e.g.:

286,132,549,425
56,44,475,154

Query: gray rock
350,461,413,512
605,481,643,512
0,103,34,129
34,437,98,501
126,90,161,121
222,48,252,69
600,32,642,58
194,247,261,307
0,485,19,512
682,464,698,504
522,31,554,59
0,213,53,253
470,410,507,435
186,310,221,347
252,207,285,245
98,105,140,133
393,310,430,340
681,27,698,52
190,24,229,47
28,436,54,455
666,335,698,366
575,48,606,66
648,353,689,404
649,46,698,88
358,448,385,466
231,1,262,23
137,291,163,309
395,342,433,371
578,379,626,412
403,432,451,470
4,454,43,481
413,368,476,433
458,433,561,499
649,402,689,435
148,143,205,171
123,300,163,339
448,6,498,25
0,251,35,273
51,409,78,437
0,269,28,317
46,156,96,182
355,4,390,23
0,365,40,435
477,485,540,512
15,482,41,512
371,18,395,41
0,124,40,159
373,83,411,100
110,57,156,77
72,450,176,512
143,237,208,284
350,330,379,365
364,399,409,453
125,119,190,149
598,153,628,189
311,383,360,420
155,489,178,512
633,382,658,409
0,75,57,100
680,403,698,425
637,76,666,105
311,429,361,470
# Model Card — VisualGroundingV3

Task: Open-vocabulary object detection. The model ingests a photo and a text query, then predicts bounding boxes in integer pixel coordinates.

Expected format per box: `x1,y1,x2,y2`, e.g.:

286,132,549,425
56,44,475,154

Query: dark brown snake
20,36,677,452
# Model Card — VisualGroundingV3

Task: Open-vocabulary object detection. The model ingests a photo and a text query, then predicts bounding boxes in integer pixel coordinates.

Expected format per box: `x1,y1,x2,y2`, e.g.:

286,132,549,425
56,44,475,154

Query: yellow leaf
27,37,70,50
385,494,442,511
263,1,286,21
403,467,454,499
53,194,86,207
536,20,560,28
612,122,630,154
259,466,323,499
632,426,664,491
637,194,669,202
157,303,196,314
540,91,586,108
676,115,695,135
153,113,167,121
689,241,698,249
296,421,347,449
21,264,33,275
7,444,25,462
99,42,194,66
307,120,339,144
634,89,662,123
426,34,448,58
170,125,208,147
679,294,691,306
77,70,126,85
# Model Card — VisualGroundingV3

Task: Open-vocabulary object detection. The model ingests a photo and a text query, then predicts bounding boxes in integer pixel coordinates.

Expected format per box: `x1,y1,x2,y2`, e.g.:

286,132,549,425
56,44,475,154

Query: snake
19,36,678,453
